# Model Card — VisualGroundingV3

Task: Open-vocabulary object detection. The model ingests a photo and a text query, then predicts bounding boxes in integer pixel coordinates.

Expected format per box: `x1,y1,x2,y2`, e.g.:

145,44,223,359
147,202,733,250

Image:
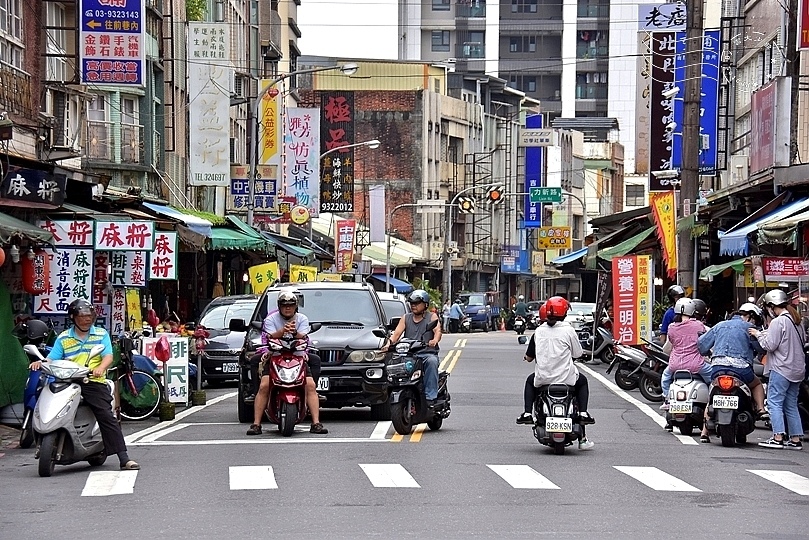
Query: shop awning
362,244,412,267
719,197,809,256
0,212,53,244
143,202,213,236
596,226,656,261
698,258,748,281
757,208,809,246
208,228,269,251
260,231,313,259
550,247,588,266
368,274,414,294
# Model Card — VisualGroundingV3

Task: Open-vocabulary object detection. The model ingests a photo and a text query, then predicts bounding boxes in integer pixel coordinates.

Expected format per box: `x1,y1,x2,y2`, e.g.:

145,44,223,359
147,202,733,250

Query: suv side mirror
372,328,388,339
310,322,322,333
388,317,401,331
229,318,247,332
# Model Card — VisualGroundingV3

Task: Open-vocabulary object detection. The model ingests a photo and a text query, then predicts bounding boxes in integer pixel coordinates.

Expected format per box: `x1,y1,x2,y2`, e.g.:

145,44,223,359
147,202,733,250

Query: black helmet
408,290,430,305
666,285,685,301
26,319,50,341
68,299,95,318
691,299,707,319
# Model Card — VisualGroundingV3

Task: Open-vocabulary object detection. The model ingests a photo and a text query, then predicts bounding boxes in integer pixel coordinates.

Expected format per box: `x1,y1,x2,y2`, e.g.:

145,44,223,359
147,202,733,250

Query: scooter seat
673,370,697,381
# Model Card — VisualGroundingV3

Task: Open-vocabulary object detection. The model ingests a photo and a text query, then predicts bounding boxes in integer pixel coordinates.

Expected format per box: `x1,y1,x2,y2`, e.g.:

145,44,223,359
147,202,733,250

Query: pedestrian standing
448,299,464,333
750,289,806,450
442,299,451,332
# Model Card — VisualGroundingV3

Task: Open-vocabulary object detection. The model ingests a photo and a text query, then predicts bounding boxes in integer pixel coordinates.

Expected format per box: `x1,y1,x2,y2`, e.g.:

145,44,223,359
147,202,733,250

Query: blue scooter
15,319,55,448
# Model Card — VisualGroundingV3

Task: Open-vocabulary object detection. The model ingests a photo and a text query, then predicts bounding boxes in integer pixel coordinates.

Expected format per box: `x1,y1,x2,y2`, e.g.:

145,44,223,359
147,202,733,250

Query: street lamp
246,63,359,226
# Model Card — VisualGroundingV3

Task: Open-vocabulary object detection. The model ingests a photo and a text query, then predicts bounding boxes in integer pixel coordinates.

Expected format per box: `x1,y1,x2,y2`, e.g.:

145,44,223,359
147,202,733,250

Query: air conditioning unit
233,77,244,98
730,155,749,185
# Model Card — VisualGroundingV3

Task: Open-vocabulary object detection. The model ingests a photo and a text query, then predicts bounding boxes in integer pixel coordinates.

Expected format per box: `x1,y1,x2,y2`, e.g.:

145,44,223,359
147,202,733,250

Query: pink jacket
667,318,708,372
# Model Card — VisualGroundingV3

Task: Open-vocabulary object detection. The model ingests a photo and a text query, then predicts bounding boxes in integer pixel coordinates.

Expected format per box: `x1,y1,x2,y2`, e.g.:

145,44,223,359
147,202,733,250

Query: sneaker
310,423,329,434
664,422,673,432
659,401,670,411
246,424,262,436
516,412,534,425
578,438,595,451
579,412,595,425
244,394,256,403
785,439,803,450
758,436,785,449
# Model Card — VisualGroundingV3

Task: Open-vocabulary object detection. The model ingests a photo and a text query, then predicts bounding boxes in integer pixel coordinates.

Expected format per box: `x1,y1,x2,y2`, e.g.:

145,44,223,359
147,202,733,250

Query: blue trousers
417,353,439,400
767,370,803,437
661,362,712,400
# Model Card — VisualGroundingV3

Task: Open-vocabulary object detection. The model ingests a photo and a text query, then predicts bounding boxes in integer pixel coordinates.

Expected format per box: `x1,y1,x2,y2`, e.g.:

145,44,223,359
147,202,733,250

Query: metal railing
85,120,144,164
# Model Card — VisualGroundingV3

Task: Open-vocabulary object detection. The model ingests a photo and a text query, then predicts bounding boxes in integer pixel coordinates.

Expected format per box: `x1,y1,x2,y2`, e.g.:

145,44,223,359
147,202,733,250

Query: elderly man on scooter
247,288,328,436
29,299,139,471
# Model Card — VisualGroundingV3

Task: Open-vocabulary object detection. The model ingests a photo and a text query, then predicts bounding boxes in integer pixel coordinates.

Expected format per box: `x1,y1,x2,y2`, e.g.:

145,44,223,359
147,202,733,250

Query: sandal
121,460,140,470
309,423,328,434
700,434,710,444
246,424,262,436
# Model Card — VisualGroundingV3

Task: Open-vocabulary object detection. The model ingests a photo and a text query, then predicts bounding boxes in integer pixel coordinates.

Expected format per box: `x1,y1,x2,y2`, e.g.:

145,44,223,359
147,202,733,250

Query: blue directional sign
670,29,720,173
79,0,144,85
524,114,544,229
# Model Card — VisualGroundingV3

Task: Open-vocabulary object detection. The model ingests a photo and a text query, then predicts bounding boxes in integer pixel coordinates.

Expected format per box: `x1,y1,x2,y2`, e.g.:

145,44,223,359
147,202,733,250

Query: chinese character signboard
141,337,189,403
248,261,279,294
289,264,317,283
518,129,555,147
650,191,677,279
763,257,809,279
751,81,776,174
93,301,111,330
802,0,809,49
259,87,280,165
80,0,144,85
95,220,154,250
649,31,678,191
2,167,66,206
187,22,231,186
671,30,720,172
111,288,126,336
612,255,653,345
320,92,355,214
150,231,177,280
125,288,142,329
638,3,686,32
38,219,94,247
335,219,356,273
536,226,572,250
285,108,321,218
524,114,544,228
635,33,652,174
107,251,147,287
34,249,93,315
228,165,277,213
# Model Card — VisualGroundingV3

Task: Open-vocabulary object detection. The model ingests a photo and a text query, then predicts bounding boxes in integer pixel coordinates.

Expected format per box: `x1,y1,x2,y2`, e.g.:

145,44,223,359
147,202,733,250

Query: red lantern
21,249,50,295
0,247,6,267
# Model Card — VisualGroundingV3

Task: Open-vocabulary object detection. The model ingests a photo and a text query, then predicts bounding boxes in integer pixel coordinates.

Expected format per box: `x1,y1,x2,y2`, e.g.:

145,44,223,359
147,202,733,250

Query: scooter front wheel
391,397,415,435
19,409,34,449
279,401,298,437
38,432,58,477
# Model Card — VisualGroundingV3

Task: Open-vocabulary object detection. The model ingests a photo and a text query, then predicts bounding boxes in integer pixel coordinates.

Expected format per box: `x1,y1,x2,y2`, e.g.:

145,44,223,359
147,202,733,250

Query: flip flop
699,435,710,444
121,460,140,470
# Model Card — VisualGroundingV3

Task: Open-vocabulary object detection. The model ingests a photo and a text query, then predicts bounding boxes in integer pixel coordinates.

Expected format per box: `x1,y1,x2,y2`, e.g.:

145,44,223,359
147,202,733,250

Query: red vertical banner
612,255,653,345
335,219,356,273
801,0,809,49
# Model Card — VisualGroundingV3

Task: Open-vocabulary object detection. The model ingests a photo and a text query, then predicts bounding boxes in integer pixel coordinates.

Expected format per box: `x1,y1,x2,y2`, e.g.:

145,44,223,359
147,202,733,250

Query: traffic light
457,196,475,214
487,185,505,204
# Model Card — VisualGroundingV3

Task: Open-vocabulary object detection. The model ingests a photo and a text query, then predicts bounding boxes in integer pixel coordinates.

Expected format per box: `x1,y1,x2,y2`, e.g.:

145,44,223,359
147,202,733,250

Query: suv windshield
263,289,381,326
200,301,257,329
464,294,485,306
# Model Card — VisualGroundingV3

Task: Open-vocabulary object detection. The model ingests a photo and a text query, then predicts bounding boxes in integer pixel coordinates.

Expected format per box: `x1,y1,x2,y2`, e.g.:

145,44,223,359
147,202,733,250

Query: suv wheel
370,400,391,421
237,377,252,423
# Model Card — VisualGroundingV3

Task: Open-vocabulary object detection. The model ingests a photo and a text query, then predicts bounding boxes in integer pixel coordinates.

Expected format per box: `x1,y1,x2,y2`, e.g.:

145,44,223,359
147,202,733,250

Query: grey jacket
757,312,806,383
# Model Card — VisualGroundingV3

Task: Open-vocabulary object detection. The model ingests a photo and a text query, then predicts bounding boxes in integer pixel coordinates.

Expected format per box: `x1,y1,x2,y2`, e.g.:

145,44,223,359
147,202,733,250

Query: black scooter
386,319,451,435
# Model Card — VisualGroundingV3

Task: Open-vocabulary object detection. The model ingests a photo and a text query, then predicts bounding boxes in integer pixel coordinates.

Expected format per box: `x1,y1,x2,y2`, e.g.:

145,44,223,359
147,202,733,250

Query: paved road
2,330,808,539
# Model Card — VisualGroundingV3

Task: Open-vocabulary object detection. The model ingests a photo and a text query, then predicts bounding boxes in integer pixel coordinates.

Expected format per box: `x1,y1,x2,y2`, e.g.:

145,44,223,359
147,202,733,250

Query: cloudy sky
298,0,399,60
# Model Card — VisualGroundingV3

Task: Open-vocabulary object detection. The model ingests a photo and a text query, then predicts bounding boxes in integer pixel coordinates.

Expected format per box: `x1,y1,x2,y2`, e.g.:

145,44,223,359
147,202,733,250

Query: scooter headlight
395,342,411,354
410,370,422,381
276,365,302,383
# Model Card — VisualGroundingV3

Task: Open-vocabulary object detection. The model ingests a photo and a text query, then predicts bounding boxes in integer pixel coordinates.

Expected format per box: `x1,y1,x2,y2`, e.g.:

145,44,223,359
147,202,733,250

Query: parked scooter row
605,338,669,402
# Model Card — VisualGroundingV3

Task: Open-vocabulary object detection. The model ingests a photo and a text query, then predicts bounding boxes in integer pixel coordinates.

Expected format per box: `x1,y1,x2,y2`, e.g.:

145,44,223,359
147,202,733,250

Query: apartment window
509,36,536,53
526,76,536,93
625,184,645,207
509,37,519,53
511,0,537,13
45,3,66,81
432,30,450,52
0,0,23,69
87,96,110,160
121,97,141,163
432,0,450,11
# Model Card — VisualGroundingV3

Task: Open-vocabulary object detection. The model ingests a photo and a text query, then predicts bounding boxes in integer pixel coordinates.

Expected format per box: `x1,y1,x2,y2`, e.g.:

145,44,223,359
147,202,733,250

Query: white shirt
531,321,582,387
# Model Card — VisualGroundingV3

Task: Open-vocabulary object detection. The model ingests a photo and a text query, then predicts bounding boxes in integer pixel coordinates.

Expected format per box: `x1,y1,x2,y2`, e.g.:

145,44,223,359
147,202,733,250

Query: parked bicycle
112,332,162,421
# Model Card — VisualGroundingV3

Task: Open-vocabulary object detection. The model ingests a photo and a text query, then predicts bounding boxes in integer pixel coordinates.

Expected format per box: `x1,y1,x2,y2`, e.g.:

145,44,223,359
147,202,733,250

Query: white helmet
277,288,299,308
738,302,762,318
763,289,789,307
674,298,696,317
518,295,524,301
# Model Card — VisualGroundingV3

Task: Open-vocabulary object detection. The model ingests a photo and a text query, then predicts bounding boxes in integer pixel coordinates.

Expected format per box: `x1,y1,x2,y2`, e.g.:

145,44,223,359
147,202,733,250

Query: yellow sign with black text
537,226,572,250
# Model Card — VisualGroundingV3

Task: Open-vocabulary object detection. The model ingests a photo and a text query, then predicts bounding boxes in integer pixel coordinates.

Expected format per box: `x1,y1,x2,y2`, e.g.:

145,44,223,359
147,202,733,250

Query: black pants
249,352,321,395
81,381,127,456
523,373,590,414
448,319,459,333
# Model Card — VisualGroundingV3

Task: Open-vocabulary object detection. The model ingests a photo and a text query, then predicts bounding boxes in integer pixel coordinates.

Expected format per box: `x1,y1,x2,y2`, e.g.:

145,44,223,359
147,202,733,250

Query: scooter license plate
712,395,738,409
545,417,572,433
316,377,329,391
669,402,692,414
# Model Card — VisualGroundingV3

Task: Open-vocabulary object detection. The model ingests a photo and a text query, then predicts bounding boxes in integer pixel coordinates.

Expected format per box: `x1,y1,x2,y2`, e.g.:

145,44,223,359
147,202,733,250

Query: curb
0,424,20,453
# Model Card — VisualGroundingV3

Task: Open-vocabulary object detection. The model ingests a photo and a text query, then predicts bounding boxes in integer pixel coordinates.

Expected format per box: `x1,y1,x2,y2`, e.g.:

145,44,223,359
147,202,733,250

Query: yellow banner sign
290,264,317,283
258,85,279,165
531,251,546,274
125,288,143,330
741,267,779,288
650,191,677,280
537,226,572,250
249,261,279,294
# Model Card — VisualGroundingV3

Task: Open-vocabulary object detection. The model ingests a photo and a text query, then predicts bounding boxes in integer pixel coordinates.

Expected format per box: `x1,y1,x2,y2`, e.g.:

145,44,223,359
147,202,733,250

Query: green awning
208,227,269,251
698,258,748,281
0,212,53,244
596,226,656,261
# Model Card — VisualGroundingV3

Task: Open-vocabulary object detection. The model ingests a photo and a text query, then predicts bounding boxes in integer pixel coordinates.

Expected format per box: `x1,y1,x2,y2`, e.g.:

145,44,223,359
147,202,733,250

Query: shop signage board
638,3,686,32
320,92,356,214
763,257,809,279
125,288,142,330
289,264,317,282
79,0,144,85
523,114,544,228
149,231,178,280
141,336,189,403
2,167,67,206
335,219,356,273
33,249,93,315
228,165,278,213
249,261,279,294
285,108,321,218
612,255,653,345
95,220,154,251
38,219,95,247
536,226,572,250
111,288,127,336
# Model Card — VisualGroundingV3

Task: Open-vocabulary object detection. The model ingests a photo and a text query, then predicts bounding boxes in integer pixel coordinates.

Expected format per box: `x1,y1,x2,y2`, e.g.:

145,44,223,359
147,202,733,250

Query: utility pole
678,0,703,292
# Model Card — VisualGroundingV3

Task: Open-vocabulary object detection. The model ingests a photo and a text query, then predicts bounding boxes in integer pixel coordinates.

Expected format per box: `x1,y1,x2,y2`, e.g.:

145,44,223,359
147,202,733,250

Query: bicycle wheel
118,370,161,421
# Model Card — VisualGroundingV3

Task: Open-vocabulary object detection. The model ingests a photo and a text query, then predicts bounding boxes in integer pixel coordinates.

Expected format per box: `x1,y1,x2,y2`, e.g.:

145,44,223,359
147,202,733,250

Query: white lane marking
130,437,390,446
577,364,698,445
360,464,420,488
487,465,560,489
370,421,392,440
229,466,278,490
748,470,809,496
614,466,701,492
81,470,139,497
125,391,237,444
138,423,191,443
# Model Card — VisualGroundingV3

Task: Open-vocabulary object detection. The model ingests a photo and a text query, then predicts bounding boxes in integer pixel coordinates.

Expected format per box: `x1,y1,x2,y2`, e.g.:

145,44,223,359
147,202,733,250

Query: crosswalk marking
360,464,420,487
229,466,278,490
487,465,560,489
370,421,391,440
613,466,701,492
748,470,809,496
81,470,138,497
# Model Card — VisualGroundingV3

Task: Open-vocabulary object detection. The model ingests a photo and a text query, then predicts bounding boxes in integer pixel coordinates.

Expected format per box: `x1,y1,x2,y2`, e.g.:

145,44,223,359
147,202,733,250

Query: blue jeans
417,353,439,400
661,363,713,400
767,370,803,437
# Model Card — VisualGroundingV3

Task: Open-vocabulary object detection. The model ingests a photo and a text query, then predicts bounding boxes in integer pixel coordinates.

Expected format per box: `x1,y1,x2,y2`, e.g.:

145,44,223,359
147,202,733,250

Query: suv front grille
320,350,343,365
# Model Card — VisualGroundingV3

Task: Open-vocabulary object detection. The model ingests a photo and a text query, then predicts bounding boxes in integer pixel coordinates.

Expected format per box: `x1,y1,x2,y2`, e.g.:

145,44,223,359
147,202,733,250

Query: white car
376,291,409,326
565,302,596,329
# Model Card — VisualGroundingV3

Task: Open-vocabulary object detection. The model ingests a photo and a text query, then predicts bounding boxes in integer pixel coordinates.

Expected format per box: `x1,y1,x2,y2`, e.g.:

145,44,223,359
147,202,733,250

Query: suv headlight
477,309,486,314
347,350,386,363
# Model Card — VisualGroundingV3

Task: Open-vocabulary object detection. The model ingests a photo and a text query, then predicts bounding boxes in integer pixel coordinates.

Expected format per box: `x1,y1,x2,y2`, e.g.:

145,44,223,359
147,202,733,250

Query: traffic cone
500,319,506,331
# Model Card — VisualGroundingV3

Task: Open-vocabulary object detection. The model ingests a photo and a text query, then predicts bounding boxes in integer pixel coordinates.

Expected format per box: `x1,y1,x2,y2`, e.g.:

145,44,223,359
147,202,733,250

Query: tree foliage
186,0,207,21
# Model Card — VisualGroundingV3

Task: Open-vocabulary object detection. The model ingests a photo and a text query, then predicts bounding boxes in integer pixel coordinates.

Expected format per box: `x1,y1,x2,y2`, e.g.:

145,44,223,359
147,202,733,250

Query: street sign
529,187,562,204
537,226,572,249
80,0,145,85
519,128,556,147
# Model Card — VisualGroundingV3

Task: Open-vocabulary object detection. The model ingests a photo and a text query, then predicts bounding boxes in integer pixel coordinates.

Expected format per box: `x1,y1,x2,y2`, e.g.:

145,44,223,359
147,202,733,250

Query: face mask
767,307,776,318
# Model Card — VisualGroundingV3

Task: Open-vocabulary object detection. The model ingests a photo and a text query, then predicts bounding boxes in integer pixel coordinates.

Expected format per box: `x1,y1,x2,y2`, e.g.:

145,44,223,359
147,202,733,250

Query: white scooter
30,344,112,477
665,370,709,436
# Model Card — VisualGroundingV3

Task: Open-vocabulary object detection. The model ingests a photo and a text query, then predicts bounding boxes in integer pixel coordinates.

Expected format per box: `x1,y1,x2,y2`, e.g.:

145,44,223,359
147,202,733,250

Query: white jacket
532,322,582,387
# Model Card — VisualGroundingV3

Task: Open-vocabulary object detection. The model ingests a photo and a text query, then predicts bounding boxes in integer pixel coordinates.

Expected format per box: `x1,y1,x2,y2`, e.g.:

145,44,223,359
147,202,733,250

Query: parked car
231,282,391,423
376,291,409,326
194,294,259,384
458,292,493,331
565,302,597,330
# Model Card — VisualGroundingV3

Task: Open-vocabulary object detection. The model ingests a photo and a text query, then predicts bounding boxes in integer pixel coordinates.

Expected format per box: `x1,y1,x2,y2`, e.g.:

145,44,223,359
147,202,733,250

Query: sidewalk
0,423,20,455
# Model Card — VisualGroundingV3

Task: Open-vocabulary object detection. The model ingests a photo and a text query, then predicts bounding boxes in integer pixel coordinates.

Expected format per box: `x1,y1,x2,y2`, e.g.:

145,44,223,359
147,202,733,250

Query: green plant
412,278,441,309
653,300,669,330
186,0,207,21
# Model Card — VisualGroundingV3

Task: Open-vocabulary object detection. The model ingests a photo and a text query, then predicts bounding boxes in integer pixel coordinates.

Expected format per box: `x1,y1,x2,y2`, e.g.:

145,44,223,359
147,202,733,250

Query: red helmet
545,296,569,319
538,303,548,322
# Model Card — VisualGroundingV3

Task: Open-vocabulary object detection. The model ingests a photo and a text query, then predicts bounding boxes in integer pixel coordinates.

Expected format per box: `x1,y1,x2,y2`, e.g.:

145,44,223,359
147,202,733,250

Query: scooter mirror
89,344,106,358
23,343,45,360
518,336,528,345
